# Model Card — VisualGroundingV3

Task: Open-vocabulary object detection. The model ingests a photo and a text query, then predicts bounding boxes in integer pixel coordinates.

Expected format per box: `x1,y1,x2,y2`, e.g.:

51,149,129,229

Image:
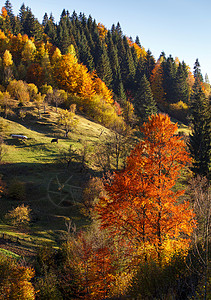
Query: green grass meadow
0,105,111,256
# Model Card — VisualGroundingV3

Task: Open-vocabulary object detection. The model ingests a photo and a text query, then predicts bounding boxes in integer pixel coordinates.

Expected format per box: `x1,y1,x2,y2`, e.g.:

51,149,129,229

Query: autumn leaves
96,114,195,261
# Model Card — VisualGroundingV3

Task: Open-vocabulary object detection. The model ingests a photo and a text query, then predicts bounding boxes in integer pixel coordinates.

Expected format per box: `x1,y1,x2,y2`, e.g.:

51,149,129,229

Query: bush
8,179,26,201
0,254,35,299
129,252,196,300
82,177,105,217
168,100,189,123
5,204,31,228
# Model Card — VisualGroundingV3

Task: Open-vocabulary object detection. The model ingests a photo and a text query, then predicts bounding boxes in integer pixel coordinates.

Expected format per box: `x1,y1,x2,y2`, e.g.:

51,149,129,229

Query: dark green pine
57,19,71,54
189,87,211,179
162,55,177,103
44,16,57,45
134,56,145,90
120,36,135,90
106,31,124,97
131,45,138,69
175,62,189,104
4,0,16,33
78,32,95,72
4,0,14,18
96,42,113,89
135,36,141,47
19,5,43,40
193,58,203,83
12,16,22,36
134,74,157,123
144,49,155,80
42,13,49,27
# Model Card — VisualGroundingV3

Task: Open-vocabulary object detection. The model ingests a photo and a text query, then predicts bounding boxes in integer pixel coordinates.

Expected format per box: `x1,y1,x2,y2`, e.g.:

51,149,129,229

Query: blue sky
8,0,211,81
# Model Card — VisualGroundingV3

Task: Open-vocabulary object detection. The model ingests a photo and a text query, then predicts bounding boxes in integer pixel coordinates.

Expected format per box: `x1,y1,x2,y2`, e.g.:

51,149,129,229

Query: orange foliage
97,23,108,40
9,33,26,63
26,63,45,87
96,114,195,260
1,7,7,18
92,72,114,104
150,60,165,103
0,256,35,299
53,53,95,99
0,30,8,56
63,228,115,300
126,37,147,59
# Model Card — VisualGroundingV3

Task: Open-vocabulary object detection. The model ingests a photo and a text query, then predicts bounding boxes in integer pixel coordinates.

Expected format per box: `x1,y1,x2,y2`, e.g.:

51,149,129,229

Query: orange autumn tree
60,226,115,300
96,114,195,261
150,58,165,104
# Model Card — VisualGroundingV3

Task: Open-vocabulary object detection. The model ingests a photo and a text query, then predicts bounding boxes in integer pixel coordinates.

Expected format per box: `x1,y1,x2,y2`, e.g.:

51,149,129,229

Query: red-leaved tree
96,114,195,261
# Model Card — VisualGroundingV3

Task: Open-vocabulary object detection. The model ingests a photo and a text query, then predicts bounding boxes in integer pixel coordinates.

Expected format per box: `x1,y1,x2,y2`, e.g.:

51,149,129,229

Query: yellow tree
34,92,45,118
0,91,14,118
7,80,30,104
96,114,195,262
3,49,13,83
57,108,78,137
3,49,13,67
0,254,35,299
53,53,95,99
21,39,36,64
150,58,165,104
51,47,62,64
92,72,114,104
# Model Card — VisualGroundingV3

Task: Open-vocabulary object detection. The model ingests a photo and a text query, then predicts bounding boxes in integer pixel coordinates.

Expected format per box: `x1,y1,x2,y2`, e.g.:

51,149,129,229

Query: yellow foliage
3,49,13,67
126,37,147,59
21,40,36,63
0,254,35,299
97,23,108,40
92,73,114,104
53,53,95,99
1,7,7,18
0,29,6,40
51,47,62,63
169,100,188,111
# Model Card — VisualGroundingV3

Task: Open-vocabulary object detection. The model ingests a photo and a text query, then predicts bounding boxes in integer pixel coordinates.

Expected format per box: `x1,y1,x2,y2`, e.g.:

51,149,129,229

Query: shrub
8,179,26,201
5,204,31,228
0,254,35,299
168,100,189,123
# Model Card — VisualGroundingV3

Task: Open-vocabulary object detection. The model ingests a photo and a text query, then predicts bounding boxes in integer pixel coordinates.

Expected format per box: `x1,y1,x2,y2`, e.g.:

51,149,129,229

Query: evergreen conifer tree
120,36,135,90
175,62,189,103
144,49,155,80
96,43,113,89
134,74,157,122
44,16,57,45
78,32,95,72
162,55,177,103
189,86,211,179
193,58,203,83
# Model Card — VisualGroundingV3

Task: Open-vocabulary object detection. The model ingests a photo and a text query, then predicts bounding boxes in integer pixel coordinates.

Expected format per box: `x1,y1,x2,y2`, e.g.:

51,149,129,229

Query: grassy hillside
0,104,114,257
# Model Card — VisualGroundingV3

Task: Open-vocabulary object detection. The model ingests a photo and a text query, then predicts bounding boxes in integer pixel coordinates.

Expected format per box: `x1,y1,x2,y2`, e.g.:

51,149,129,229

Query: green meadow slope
0,104,113,257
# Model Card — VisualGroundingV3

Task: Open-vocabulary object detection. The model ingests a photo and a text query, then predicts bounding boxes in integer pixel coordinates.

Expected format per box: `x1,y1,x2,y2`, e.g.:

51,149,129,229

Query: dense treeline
0,1,210,299
0,0,210,124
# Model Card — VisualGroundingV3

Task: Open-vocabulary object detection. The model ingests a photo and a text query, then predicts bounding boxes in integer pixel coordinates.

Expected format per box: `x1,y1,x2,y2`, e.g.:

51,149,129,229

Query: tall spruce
144,49,155,80
162,55,177,103
44,15,57,45
189,85,211,179
175,62,189,103
106,31,125,98
193,58,203,83
121,36,135,90
78,32,95,72
134,74,157,122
